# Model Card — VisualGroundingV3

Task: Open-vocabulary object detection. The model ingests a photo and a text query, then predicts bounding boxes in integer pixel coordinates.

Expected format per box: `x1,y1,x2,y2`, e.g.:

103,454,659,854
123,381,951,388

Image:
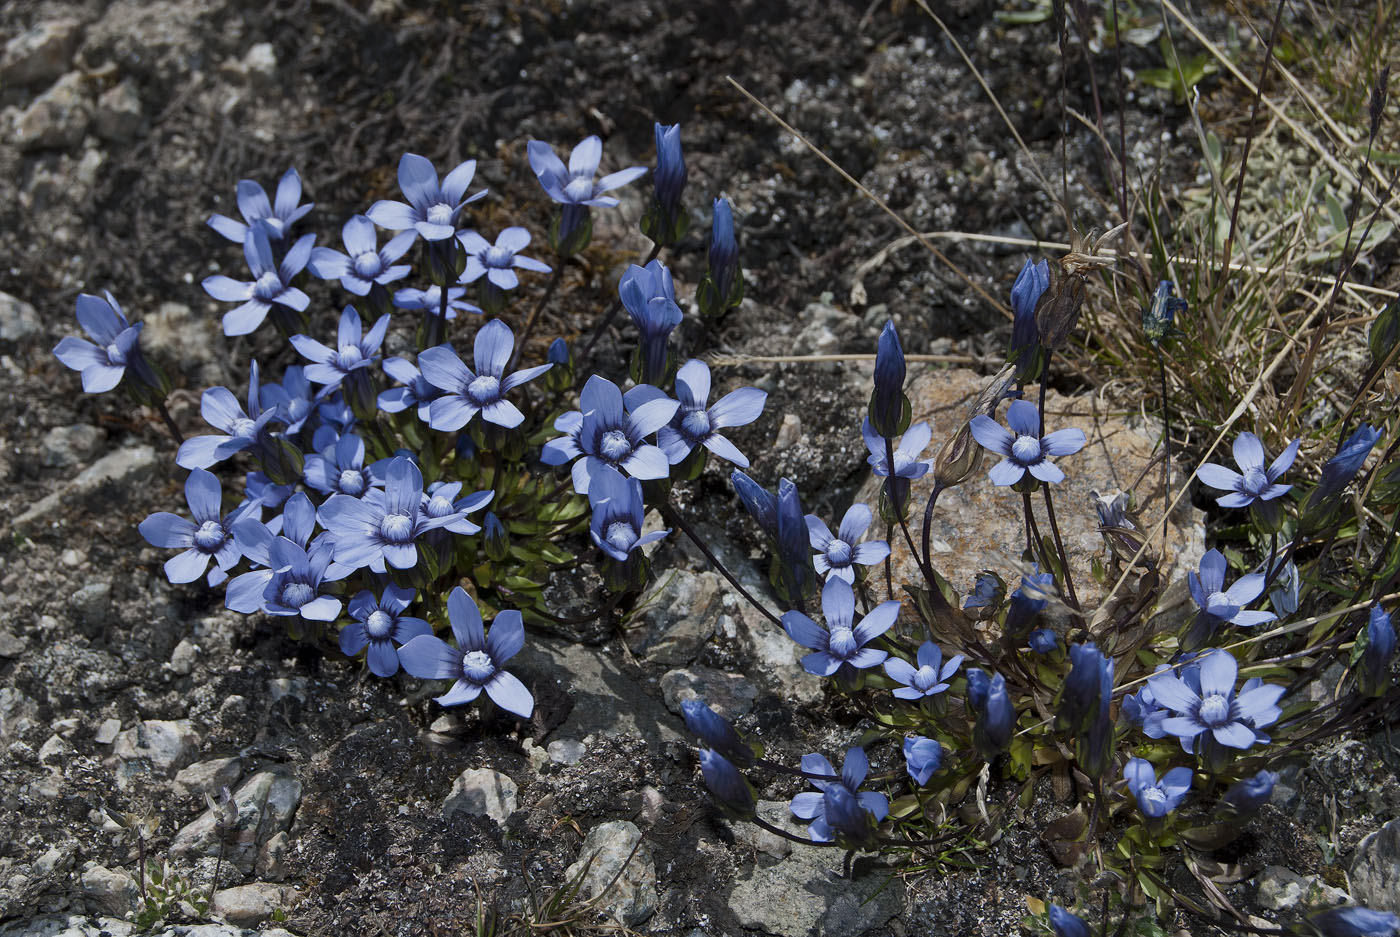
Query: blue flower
290,306,389,392
681,700,751,767
139,469,251,584
805,503,889,584
207,168,313,243
528,135,646,208
1361,605,1397,697
317,456,456,572
870,321,907,439
202,228,314,336
1184,549,1275,650
1028,628,1060,654
338,584,432,677
308,214,415,295
620,260,684,385
303,433,381,497
790,747,888,845
1048,904,1091,937
967,669,1015,756
861,418,933,480
420,481,493,536
260,365,316,434
367,153,486,242
1147,648,1284,752
969,399,1084,485
1123,757,1192,818
176,363,279,470
587,465,669,561
964,572,1002,611
398,586,533,716
658,359,766,468
650,122,686,226
1303,906,1400,937
1219,768,1277,816
260,538,342,621
731,469,778,540
782,578,894,678
225,493,348,613
417,319,550,431
1009,258,1049,380
1004,567,1055,638
1121,678,1168,739
1197,432,1300,508
377,356,443,421
1057,642,1111,735
458,227,551,291
541,375,678,495
698,748,755,817
903,736,944,785
392,284,482,319
708,198,740,307
53,292,155,394
884,641,962,700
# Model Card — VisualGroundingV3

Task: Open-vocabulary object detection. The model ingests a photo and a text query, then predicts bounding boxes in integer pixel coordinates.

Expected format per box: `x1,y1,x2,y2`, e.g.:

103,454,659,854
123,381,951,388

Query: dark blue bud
681,700,752,766
973,671,1014,757
1219,769,1277,817
1361,605,1397,697
966,667,991,710
708,198,740,304
1028,628,1060,654
455,434,476,461
869,320,908,439
731,469,777,541
776,477,816,603
1302,906,1400,937
652,123,687,219
1049,904,1092,937
1009,258,1049,380
548,337,570,366
822,783,877,848
698,748,755,817
1056,642,1108,735
545,337,573,393
1004,569,1054,640
1309,425,1382,515
483,512,509,563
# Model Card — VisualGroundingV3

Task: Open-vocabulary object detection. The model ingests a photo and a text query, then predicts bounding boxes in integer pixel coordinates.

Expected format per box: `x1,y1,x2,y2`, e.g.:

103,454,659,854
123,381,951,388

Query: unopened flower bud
934,421,981,489
681,700,752,766
869,321,909,439
483,512,509,563
698,748,755,818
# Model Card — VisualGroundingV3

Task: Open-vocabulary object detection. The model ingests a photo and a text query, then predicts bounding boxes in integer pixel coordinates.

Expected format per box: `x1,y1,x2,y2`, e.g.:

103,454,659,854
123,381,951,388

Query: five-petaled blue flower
139,469,250,584
308,214,415,296
861,418,933,480
176,362,279,470
317,456,456,572
527,135,646,209
619,260,684,385
338,584,432,678
457,227,551,291
789,747,888,845
420,481,493,535
367,153,486,242
290,306,390,391
782,578,895,678
587,465,669,561
259,538,342,621
1147,648,1284,752
1187,548,1276,638
884,641,963,700
1122,757,1192,818
1197,432,1299,508
207,168,313,243
902,736,944,785
541,375,678,495
969,399,1085,485
398,586,533,717
417,318,551,431
393,284,481,319
377,356,442,422
658,359,766,468
805,503,889,584
203,227,314,336
53,292,154,394
226,493,347,612
303,433,381,497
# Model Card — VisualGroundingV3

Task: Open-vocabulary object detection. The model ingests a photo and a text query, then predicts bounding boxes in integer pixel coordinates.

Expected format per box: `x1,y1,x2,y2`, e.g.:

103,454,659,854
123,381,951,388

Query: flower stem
660,502,783,627
510,262,565,371
154,398,184,445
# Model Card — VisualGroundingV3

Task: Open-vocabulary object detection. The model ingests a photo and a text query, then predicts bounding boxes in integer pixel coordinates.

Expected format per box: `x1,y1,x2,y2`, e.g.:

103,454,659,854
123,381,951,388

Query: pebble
172,756,242,796
110,719,201,781
13,71,91,151
68,582,111,628
1255,865,1349,910
1349,817,1400,912
442,767,518,824
564,821,657,926
170,770,303,872
659,666,757,719
94,717,121,745
0,18,84,87
37,734,71,765
547,738,585,765
94,80,141,142
168,639,197,675
0,630,25,658
41,424,104,468
774,413,803,448
212,883,301,927
79,863,137,916
0,291,42,342
0,688,39,740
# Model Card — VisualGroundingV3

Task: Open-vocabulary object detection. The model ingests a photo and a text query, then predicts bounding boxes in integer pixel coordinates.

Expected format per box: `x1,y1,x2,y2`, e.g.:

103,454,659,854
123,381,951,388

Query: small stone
243,42,277,82
1255,865,1349,911
728,843,904,937
547,739,585,765
638,786,665,825
0,630,24,658
0,291,42,342
80,863,137,916
626,570,722,665
173,756,242,796
52,717,79,736
168,639,197,676
564,821,657,926
428,714,458,734
775,413,803,448
0,688,39,740
258,831,290,881
93,80,141,142
0,18,84,87
443,767,518,825
13,71,92,151
68,582,110,628
217,695,249,725
61,549,84,567
660,666,758,719
38,734,71,765
1349,817,1400,912
171,770,302,872
267,677,306,704
212,882,300,927
110,719,201,785
41,424,104,468
94,717,122,745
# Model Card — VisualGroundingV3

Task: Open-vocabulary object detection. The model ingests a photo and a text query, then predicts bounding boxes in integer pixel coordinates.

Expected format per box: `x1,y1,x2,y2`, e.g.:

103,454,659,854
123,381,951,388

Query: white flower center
1011,434,1042,464
366,609,393,639
352,251,382,279
426,203,454,226
825,539,852,567
828,626,858,659
379,512,413,543
426,495,454,518
680,409,712,440
564,176,594,202
232,417,256,438
104,341,128,366
600,429,632,462
467,374,500,405
253,270,283,301
280,581,314,608
1197,693,1232,727
1241,467,1269,496
605,521,637,553
913,665,941,692
336,344,363,370
193,520,226,551
338,469,366,495
484,245,513,268
462,649,495,683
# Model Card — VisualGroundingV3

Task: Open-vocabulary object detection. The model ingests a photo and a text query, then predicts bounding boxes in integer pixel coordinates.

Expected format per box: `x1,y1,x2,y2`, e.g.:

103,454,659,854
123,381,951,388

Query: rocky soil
1,1,1396,936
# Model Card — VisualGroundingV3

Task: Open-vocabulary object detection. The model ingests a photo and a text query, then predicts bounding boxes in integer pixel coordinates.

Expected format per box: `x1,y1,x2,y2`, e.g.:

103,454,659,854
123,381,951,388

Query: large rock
170,770,302,872
212,883,301,927
727,844,904,937
15,444,157,529
626,570,723,665
79,863,137,916
110,719,200,787
855,368,1204,612
442,767,517,824
564,821,657,927
0,19,84,87
660,666,757,719
1350,818,1400,912
517,636,683,743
